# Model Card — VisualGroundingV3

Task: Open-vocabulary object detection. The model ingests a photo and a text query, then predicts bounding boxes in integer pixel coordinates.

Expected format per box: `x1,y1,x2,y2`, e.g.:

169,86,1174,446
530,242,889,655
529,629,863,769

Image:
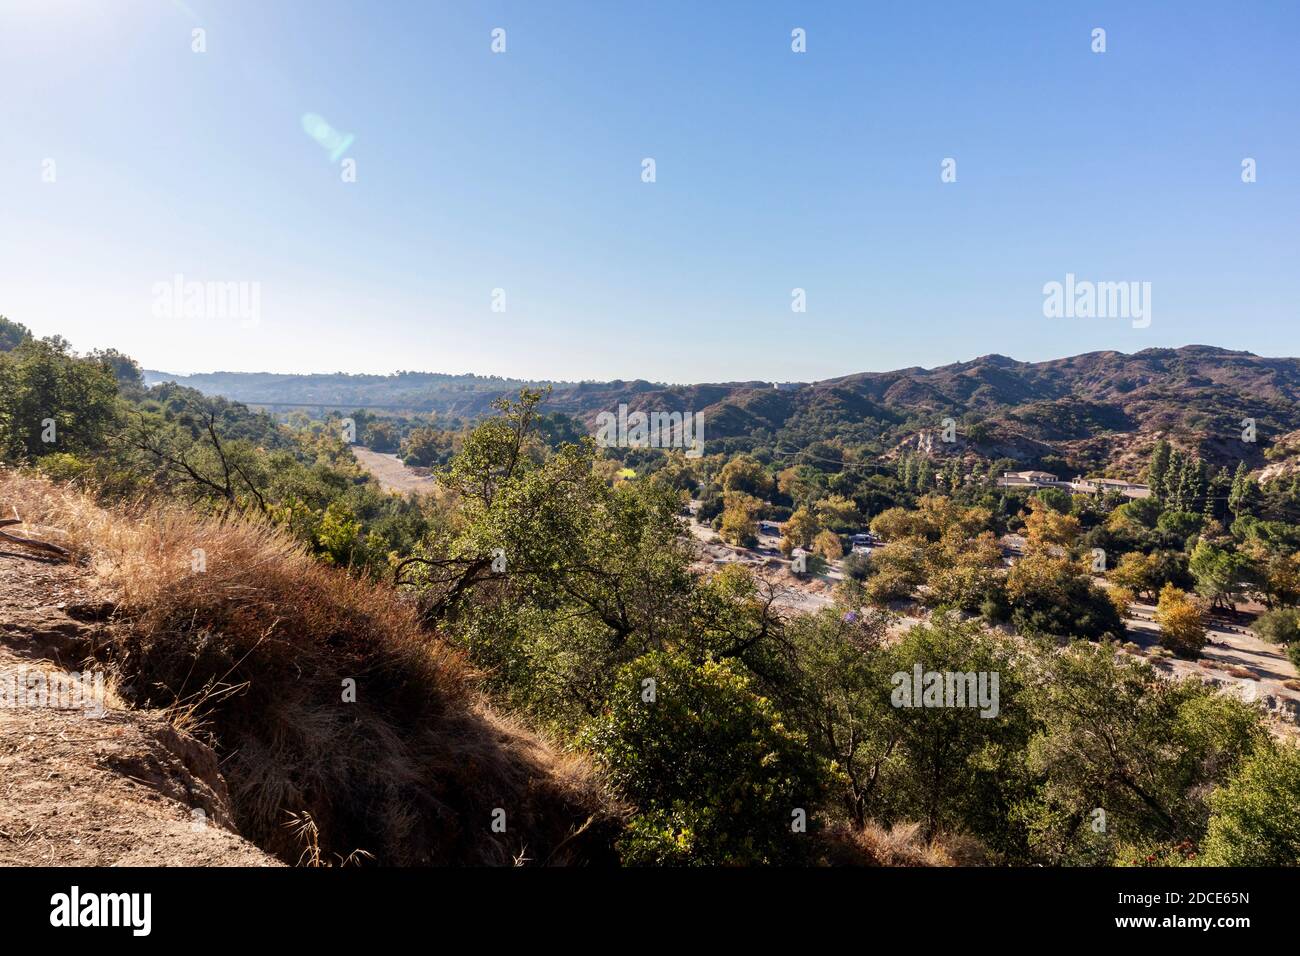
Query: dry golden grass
820,821,993,866
1,470,623,865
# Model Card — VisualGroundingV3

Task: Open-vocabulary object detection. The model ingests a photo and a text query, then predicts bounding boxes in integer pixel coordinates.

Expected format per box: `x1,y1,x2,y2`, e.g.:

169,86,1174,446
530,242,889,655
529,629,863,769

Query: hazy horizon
133,341,1291,388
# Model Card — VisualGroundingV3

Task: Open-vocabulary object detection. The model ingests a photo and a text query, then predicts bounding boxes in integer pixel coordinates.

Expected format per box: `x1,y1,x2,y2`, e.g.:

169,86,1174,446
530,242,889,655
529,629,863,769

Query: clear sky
1,0,1297,383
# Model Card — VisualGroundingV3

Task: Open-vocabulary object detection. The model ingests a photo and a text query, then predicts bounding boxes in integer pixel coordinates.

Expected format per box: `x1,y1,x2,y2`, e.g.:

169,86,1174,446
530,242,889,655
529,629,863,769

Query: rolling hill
148,345,1300,472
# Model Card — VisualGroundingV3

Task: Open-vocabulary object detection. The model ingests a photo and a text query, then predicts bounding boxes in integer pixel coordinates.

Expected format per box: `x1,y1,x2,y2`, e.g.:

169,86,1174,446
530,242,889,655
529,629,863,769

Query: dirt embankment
0,552,277,866
0,470,623,867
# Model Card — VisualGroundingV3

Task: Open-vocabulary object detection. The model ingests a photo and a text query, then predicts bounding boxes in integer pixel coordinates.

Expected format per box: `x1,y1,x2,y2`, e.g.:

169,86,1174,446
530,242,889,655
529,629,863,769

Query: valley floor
685,508,1300,731
350,446,434,495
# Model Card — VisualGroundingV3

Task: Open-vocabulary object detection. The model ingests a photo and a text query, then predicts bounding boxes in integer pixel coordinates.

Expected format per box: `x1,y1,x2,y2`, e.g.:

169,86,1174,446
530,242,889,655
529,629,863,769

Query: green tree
584,652,823,865
1005,553,1124,641
315,499,364,565
89,347,144,393
403,390,699,729
1189,540,1249,611
1228,462,1258,520
0,336,120,461
784,608,895,828
1253,607,1300,645
0,315,31,351
1147,440,1172,500
882,617,1033,849
402,425,454,467
1019,643,1263,864
1201,742,1300,866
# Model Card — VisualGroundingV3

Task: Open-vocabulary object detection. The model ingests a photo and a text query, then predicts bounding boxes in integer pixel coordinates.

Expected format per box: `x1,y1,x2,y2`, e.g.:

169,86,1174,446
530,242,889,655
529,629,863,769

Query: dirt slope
0,550,278,866
0,471,624,867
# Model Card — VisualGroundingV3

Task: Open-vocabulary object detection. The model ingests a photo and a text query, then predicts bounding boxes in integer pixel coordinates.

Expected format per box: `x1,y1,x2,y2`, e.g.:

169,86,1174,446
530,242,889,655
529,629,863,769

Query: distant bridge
238,400,446,413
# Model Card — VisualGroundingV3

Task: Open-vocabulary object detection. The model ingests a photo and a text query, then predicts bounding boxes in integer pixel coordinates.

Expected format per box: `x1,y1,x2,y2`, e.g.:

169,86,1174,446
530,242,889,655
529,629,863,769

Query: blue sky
1,0,1297,383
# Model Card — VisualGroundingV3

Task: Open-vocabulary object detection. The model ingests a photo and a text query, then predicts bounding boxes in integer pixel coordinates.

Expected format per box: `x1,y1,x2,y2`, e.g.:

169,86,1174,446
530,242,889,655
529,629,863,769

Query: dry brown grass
1,470,624,865
819,821,993,866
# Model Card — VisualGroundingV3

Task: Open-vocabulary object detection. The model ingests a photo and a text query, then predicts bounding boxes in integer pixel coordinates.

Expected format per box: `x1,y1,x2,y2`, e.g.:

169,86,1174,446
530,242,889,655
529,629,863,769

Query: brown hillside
0,471,623,866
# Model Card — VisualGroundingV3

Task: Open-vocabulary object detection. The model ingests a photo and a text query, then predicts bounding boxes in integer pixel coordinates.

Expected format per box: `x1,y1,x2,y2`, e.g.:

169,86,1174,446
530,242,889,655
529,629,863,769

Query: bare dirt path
1123,601,1300,727
351,446,434,495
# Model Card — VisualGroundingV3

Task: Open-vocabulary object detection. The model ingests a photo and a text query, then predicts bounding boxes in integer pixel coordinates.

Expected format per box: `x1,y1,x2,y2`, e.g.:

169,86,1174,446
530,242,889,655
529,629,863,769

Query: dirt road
351,446,435,495
1123,601,1300,727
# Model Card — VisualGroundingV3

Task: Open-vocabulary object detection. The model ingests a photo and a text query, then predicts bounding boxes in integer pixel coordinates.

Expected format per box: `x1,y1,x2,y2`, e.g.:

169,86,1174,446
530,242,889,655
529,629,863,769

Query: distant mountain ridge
147,346,1300,471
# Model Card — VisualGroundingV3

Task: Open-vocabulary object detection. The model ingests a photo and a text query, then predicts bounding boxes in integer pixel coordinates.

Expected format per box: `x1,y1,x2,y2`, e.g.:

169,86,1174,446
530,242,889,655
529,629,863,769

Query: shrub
841,551,872,581
583,652,822,865
979,594,1009,622
1201,742,1300,866
1253,607,1300,645
34,452,93,482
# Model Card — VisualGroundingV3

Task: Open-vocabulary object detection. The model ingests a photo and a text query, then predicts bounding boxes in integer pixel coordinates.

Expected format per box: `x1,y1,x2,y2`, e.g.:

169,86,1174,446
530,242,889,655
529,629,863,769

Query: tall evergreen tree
1228,462,1256,520
916,458,933,492
1203,466,1228,526
1148,440,1172,500
1165,449,1186,508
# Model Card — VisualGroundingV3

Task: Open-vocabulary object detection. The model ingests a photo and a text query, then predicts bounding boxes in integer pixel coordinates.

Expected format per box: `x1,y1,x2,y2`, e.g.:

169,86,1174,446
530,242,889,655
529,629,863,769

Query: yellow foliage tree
780,506,820,555
1024,499,1081,553
1154,583,1208,656
812,529,843,560
719,491,762,548
776,466,816,506
814,494,860,532
1109,551,1157,601
869,506,927,542
718,455,773,498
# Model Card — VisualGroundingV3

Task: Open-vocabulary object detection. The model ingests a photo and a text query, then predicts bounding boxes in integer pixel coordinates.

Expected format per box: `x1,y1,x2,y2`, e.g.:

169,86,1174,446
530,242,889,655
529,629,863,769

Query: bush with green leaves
1253,607,1300,645
0,315,32,351
583,651,823,865
0,336,119,461
1005,553,1124,641
881,618,1034,853
840,550,872,581
1200,741,1300,866
1018,643,1264,865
